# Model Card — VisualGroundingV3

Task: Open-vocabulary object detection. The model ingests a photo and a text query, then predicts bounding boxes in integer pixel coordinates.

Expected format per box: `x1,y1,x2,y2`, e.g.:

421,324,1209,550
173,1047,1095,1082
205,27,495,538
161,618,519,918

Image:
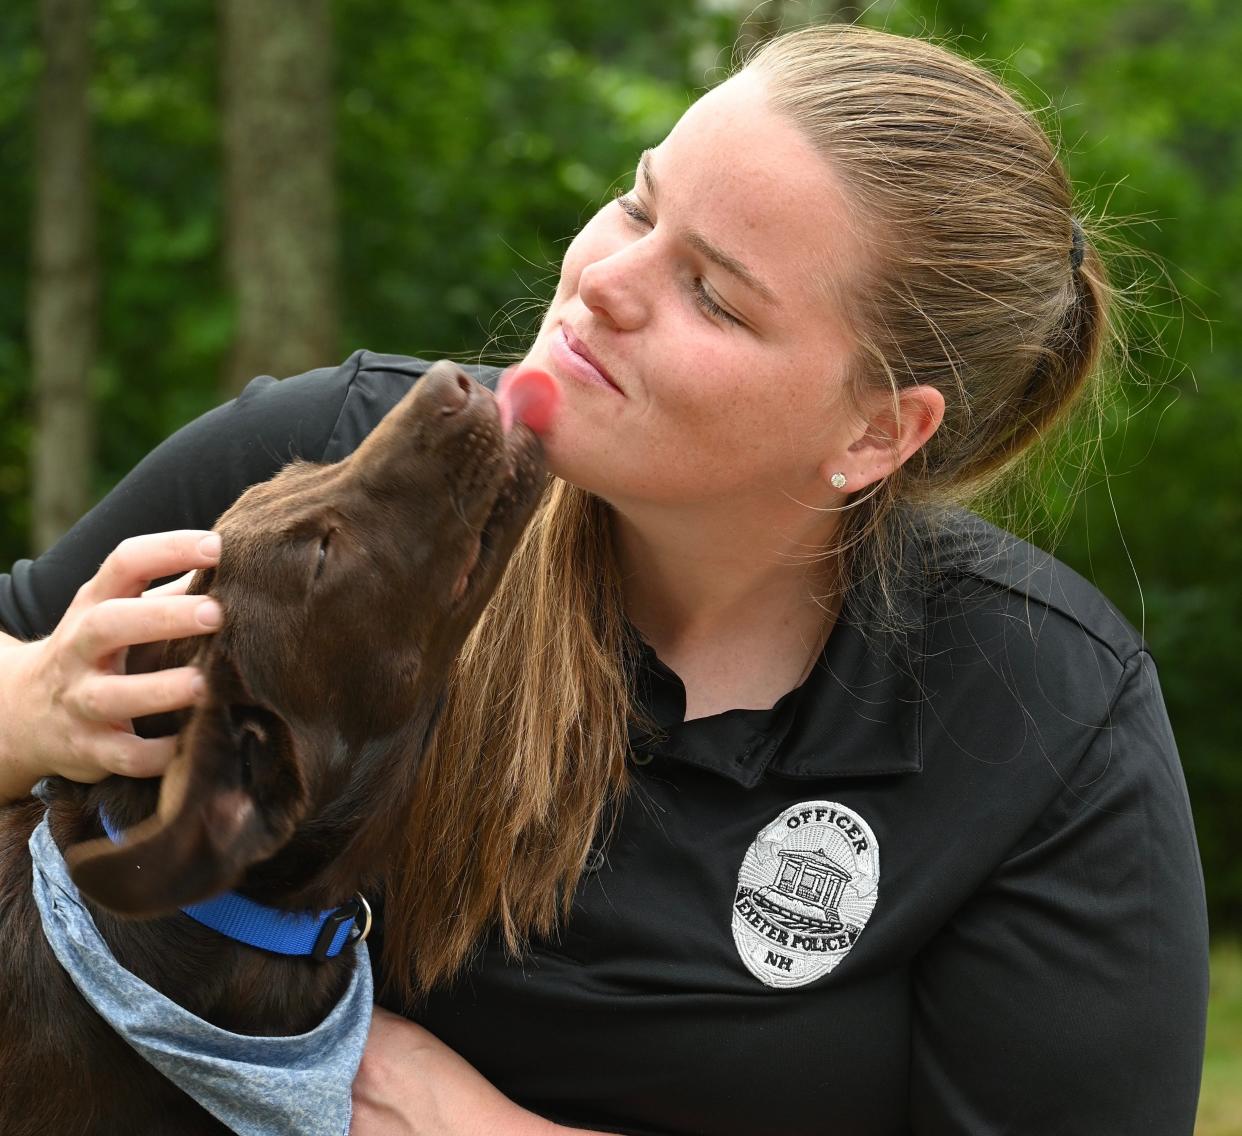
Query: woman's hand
0,530,224,802
351,1007,572,1136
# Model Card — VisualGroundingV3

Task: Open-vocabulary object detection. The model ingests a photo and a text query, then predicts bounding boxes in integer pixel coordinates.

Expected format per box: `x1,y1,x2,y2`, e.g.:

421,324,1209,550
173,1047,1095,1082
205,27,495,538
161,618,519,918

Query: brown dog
0,361,548,1135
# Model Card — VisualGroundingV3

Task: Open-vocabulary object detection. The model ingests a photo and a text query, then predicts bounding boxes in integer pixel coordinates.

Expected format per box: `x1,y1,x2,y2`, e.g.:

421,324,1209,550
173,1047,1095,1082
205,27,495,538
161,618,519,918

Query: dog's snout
427,362,474,416
449,369,473,408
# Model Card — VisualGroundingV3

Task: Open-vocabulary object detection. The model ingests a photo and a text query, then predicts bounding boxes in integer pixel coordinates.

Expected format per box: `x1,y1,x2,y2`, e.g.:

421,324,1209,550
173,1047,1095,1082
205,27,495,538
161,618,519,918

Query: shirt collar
626,585,926,788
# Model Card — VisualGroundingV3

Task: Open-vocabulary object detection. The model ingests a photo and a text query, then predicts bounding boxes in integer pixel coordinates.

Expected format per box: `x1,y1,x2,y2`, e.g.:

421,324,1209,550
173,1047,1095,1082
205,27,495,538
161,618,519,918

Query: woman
0,23,1208,1135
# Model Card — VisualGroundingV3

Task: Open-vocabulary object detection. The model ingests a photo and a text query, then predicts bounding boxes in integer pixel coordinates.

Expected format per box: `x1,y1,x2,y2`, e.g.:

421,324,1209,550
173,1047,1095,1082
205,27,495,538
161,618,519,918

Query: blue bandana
30,815,372,1136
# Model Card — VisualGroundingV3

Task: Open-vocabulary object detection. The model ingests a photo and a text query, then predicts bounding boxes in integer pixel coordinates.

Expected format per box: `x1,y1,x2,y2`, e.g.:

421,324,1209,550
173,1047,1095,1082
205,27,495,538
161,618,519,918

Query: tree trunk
219,0,339,395
29,0,97,554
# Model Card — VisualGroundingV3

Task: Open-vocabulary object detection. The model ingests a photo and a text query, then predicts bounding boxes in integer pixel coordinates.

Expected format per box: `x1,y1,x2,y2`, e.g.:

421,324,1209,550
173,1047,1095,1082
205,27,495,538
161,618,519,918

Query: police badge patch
732,800,880,988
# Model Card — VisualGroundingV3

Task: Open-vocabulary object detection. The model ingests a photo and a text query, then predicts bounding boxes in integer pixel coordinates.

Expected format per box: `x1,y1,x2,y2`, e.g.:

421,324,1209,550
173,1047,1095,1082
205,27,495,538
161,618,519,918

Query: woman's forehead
645,75,864,325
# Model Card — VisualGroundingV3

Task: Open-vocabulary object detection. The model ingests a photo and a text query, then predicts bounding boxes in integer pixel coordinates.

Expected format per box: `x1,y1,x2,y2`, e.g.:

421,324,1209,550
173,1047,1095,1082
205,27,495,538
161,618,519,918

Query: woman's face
523,70,867,510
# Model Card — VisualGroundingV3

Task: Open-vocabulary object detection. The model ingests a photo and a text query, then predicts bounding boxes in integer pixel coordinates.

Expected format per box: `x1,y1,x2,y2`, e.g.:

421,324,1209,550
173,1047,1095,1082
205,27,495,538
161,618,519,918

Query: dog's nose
426,361,474,416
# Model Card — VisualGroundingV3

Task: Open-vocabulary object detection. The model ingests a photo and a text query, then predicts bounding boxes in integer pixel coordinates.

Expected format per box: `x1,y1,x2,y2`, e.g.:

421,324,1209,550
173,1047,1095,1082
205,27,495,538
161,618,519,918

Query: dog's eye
315,531,332,579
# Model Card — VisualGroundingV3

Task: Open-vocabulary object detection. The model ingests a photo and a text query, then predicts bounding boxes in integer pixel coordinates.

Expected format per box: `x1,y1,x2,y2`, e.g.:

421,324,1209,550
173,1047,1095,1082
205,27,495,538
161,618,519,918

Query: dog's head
68,361,554,917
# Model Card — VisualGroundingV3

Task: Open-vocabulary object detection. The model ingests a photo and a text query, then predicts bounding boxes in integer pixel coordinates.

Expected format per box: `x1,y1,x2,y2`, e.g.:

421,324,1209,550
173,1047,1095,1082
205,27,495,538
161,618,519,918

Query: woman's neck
611,498,842,716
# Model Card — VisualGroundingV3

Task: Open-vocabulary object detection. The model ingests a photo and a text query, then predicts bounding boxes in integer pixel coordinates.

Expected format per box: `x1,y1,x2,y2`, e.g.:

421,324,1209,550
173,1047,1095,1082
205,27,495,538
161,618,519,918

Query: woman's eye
613,193,742,328
691,279,742,327
614,192,650,226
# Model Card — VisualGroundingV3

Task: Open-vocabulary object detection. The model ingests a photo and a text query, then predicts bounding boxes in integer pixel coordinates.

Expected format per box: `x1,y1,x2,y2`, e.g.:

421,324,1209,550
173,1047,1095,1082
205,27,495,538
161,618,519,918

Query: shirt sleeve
910,649,1209,1135
0,351,366,641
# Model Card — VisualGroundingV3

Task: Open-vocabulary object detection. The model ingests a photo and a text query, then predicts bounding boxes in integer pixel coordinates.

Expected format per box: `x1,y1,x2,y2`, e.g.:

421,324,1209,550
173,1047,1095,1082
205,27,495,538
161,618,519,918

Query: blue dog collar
97,810,371,961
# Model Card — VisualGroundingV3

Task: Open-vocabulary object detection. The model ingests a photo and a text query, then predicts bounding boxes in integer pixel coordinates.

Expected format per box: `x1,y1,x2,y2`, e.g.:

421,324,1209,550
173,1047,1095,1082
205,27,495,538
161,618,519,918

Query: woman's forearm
352,1008,618,1136
0,633,43,804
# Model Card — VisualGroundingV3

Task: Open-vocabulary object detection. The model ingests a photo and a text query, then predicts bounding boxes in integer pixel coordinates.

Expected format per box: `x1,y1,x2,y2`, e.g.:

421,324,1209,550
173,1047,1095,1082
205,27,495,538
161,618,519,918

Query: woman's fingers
54,730,181,784
10,531,225,789
98,732,181,780
72,595,223,662
73,665,206,725
77,530,221,606
141,570,198,599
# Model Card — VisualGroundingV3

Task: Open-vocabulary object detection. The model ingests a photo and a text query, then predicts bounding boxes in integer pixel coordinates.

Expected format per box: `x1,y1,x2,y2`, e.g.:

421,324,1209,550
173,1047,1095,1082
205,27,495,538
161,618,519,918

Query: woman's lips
551,326,623,394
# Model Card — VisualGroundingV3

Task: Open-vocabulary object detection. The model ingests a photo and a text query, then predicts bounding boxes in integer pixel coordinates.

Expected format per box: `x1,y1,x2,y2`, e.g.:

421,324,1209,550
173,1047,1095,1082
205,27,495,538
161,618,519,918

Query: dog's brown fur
0,362,545,1135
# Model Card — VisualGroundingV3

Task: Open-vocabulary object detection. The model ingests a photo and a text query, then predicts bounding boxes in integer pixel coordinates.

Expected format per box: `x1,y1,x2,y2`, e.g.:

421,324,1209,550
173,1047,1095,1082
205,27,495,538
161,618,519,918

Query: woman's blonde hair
381,22,1119,1001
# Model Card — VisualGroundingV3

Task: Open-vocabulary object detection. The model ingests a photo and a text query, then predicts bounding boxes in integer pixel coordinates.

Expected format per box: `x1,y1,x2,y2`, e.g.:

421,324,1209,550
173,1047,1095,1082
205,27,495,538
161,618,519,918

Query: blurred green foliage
1,0,1237,925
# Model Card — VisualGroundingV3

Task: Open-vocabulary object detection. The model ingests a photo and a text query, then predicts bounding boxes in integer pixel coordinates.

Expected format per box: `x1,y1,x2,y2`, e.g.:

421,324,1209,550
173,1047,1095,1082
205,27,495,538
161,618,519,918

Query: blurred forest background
2,0,1240,1121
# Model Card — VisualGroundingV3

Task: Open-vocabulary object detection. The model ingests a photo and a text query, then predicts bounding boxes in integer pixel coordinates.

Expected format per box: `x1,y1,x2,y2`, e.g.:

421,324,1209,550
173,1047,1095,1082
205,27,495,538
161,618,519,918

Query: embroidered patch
732,800,880,988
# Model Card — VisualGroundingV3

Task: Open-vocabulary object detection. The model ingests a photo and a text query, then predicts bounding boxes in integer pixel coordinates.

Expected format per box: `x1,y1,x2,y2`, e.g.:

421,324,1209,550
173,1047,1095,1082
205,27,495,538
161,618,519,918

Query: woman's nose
577,245,651,331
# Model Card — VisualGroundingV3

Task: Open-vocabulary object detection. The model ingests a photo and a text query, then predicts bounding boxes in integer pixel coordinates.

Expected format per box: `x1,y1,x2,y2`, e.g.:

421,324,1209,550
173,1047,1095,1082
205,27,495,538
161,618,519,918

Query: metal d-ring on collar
96,809,372,962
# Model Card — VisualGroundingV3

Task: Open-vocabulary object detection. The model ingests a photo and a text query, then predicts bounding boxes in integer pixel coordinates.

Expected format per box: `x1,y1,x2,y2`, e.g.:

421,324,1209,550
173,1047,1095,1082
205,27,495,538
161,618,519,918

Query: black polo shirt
0,351,1209,1135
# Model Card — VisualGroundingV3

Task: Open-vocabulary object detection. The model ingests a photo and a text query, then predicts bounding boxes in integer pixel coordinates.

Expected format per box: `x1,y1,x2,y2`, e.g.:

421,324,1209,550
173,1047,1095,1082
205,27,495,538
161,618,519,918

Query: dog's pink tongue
497,367,561,435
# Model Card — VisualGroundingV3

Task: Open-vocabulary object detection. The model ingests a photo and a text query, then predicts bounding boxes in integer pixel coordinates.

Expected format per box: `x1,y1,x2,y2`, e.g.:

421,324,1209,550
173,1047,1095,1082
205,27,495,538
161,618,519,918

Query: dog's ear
67,651,309,918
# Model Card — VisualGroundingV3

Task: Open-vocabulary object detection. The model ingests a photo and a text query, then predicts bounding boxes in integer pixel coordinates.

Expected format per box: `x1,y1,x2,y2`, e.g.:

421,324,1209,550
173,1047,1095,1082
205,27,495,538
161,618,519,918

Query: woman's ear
823,384,944,490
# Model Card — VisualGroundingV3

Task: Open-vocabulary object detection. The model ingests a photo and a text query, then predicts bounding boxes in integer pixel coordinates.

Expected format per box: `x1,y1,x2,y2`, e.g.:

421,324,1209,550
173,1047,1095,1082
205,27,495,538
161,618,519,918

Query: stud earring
830,472,848,490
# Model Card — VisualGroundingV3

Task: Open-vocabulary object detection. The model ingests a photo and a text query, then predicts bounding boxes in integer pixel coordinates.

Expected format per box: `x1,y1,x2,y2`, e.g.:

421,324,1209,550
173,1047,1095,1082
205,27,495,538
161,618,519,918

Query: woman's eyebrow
638,149,780,308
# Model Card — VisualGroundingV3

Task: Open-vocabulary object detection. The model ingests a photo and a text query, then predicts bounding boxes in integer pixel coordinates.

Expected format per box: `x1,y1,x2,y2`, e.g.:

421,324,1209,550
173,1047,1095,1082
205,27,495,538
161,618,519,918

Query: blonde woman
0,24,1207,1135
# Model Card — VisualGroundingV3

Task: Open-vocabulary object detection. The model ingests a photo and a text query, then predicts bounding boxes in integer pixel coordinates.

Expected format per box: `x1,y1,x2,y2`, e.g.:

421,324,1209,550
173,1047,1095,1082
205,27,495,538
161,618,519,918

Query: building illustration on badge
732,800,880,989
